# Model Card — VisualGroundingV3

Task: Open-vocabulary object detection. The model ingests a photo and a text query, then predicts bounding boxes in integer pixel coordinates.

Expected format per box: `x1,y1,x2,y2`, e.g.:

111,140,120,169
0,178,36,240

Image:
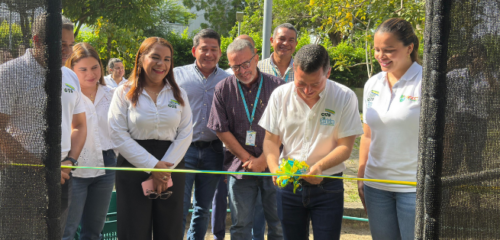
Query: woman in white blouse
358,18,422,240
62,43,116,239
108,37,193,240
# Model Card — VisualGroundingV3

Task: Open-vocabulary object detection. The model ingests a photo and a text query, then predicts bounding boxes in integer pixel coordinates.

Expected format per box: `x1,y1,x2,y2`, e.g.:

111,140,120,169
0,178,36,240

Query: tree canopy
182,0,247,36
62,0,194,37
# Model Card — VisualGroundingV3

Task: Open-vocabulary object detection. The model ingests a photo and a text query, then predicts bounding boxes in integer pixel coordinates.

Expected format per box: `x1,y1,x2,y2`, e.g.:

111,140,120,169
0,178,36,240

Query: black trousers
116,140,185,240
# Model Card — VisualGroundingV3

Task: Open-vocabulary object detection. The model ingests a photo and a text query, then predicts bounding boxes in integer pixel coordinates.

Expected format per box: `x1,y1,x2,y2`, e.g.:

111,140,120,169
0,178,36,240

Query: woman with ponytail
357,18,422,240
108,37,193,240
62,42,116,240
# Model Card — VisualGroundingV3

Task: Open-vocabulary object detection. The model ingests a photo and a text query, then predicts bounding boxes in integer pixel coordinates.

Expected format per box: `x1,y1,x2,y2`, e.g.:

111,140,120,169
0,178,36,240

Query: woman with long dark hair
358,18,422,240
108,37,193,240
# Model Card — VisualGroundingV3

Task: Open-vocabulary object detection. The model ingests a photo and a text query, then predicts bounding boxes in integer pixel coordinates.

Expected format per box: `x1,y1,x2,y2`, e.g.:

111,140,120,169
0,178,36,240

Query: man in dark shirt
208,39,284,240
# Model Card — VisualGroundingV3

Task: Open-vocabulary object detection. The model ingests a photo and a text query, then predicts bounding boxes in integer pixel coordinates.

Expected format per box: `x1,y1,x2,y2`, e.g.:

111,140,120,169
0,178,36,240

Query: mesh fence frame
0,0,61,239
1,0,499,239
417,0,500,239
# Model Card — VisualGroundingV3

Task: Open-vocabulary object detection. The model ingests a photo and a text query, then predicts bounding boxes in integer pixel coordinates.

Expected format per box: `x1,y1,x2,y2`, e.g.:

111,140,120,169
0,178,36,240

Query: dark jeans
182,140,224,240
228,176,282,240
116,140,185,240
62,150,116,240
211,175,228,240
276,174,344,240
211,176,268,240
61,173,72,235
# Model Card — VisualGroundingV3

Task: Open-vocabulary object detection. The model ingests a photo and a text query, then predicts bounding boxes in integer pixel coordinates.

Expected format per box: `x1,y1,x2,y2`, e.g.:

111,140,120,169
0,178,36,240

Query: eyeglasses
146,190,173,200
230,54,257,72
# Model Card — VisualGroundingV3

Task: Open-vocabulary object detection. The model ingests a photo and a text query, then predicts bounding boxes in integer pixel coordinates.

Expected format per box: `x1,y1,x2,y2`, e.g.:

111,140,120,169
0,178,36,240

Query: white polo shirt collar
259,80,363,175
362,62,422,192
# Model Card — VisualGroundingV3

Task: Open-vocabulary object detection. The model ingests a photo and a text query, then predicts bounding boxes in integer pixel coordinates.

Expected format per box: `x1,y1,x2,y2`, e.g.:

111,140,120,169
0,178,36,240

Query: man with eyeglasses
104,58,127,89
173,29,230,240
216,34,267,240
208,39,284,240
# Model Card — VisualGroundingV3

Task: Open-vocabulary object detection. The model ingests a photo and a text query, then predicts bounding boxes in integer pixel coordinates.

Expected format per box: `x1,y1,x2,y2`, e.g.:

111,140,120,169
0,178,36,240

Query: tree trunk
19,12,31,49
74,21,84,38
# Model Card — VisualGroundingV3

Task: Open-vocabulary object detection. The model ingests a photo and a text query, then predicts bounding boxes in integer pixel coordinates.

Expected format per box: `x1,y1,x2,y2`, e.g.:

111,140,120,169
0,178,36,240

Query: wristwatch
61,156,78,171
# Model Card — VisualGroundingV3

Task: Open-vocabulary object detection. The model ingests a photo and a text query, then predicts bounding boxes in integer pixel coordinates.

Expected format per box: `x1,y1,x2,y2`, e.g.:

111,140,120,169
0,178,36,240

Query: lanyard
237,75,263,129
272,67,289,83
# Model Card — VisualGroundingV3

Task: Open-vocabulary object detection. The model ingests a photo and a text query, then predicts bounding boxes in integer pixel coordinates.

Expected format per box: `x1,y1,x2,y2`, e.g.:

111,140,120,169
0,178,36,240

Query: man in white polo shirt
259,44,363,240
0,14,87,234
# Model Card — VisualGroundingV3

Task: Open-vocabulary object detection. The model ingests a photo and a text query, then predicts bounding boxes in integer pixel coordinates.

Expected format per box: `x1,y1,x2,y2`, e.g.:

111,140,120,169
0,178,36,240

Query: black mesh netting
0,0,61,239
417,0,500,239
1,0,500,239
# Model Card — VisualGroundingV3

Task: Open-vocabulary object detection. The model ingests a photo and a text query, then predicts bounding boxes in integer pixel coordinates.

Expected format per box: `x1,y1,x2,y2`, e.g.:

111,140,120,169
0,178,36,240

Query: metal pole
238,22,241,36
261,0,272,59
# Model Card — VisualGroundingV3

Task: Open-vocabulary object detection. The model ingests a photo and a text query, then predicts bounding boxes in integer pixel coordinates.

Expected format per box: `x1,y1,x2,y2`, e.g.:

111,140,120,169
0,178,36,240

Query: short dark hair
32,14,73,43
193,29,221,48
107,58,123,70
273,23,298,39
62,16,74,32
375,18,419,63
294,44,330,76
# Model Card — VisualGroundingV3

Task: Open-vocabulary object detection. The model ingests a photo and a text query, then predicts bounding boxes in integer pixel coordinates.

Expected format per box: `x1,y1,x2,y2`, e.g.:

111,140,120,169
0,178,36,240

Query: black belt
299,172,343,186
191,139,220,149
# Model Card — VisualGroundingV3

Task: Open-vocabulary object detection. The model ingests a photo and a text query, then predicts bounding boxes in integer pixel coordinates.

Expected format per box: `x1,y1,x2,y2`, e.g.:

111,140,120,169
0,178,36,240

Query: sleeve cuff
143,155,159,174
338,129,364,139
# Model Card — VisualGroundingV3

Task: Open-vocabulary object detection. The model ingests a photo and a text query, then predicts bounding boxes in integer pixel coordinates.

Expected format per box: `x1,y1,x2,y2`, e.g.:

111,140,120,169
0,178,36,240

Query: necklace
84,85,98,102
145,88,161,97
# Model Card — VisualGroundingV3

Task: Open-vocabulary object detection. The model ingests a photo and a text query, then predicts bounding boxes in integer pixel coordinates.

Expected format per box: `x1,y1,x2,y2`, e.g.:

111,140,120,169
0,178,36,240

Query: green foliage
62,0,162,37
229,0,425,80
71,0,195,76
325,41,380,87
182,0,247,36
76,20,146,75
165,29,196,68
295,31,311,53
0,21,23,56
218,35,233,70
77,27,198,75
0,0,44,46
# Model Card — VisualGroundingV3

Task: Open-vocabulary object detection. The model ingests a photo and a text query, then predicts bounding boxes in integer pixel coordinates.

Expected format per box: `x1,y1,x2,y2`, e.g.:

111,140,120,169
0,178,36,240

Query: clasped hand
151,161,174,194
242,155,267,173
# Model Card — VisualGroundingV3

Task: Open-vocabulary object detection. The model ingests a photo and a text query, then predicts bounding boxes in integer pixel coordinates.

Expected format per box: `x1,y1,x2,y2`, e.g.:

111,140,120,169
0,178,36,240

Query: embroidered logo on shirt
168,99,179,108
320,117,335,126
320,110,335,126
399,95,419,102
366,90,379,108
325,109,335,115
64,83,75,93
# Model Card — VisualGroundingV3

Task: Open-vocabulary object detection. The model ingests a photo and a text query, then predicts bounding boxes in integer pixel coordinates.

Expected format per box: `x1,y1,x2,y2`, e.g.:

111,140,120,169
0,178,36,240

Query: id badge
245,130,256,146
